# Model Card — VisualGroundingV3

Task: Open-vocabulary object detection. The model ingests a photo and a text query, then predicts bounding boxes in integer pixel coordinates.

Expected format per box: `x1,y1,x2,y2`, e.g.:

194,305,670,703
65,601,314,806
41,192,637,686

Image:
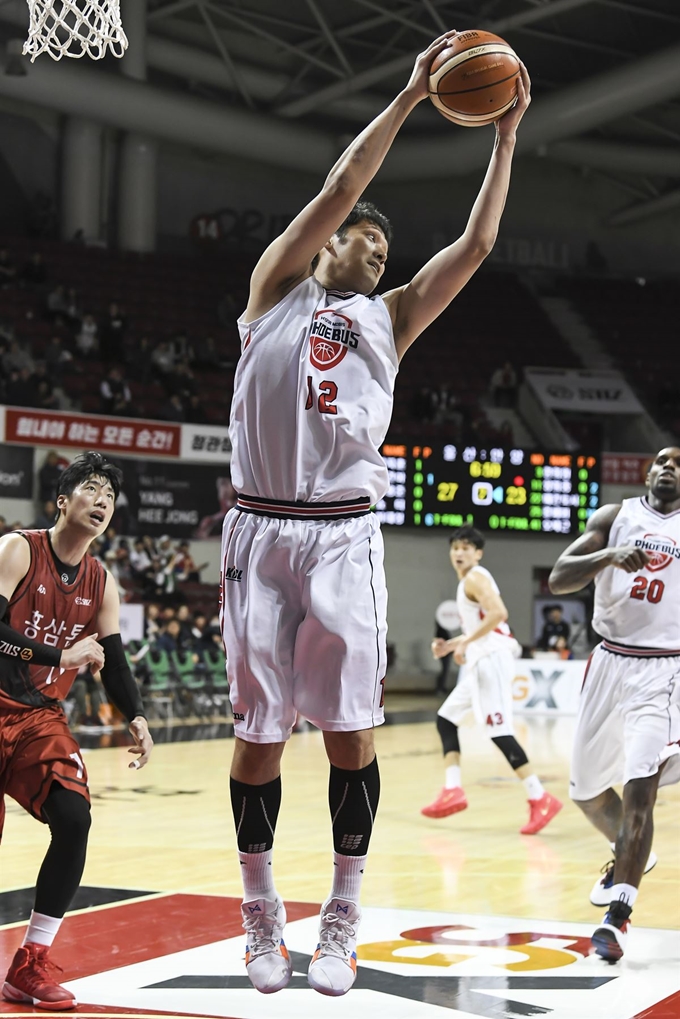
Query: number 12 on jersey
306,376,338,415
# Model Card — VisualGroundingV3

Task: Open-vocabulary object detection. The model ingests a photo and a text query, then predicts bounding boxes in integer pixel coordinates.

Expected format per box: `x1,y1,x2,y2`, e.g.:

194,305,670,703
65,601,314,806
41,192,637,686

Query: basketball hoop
23,0,128,62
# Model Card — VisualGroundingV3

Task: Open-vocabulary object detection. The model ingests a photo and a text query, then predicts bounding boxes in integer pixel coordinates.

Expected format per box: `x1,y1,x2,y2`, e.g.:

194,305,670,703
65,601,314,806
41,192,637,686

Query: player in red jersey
0,451,153,1011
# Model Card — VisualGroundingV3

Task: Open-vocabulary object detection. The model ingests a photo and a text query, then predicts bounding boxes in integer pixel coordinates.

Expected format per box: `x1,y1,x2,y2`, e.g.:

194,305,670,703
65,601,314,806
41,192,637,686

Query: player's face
647,447,680,502
323,222,388,295
449,540,483,577
59,475,116,535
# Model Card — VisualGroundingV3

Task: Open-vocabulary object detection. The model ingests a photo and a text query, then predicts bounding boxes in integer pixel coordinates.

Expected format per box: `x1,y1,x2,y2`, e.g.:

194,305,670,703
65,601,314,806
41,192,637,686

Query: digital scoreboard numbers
376,443,600,534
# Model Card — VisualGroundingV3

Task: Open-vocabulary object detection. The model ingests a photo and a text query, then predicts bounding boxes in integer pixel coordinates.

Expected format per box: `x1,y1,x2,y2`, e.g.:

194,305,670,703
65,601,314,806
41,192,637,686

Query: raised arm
384,65,531,359
245,31,458,322
548,503,651,594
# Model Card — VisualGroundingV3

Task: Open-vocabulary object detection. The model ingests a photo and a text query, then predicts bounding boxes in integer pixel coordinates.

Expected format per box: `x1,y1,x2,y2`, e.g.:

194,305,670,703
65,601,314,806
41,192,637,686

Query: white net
23,0,128,61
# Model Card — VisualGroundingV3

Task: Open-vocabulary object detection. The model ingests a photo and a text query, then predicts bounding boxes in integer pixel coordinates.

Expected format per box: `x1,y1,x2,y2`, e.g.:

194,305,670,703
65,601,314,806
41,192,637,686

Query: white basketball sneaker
589,851,657,907
307,898,361,996
241,895,292,994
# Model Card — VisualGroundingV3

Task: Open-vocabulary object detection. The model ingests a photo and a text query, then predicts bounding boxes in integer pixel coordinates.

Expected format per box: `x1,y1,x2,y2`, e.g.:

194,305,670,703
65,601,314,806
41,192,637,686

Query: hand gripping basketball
404,30,460,104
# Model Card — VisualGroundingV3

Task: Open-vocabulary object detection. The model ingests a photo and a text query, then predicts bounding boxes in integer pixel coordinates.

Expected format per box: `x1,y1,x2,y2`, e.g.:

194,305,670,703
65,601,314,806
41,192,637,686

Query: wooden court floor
3,713,679,930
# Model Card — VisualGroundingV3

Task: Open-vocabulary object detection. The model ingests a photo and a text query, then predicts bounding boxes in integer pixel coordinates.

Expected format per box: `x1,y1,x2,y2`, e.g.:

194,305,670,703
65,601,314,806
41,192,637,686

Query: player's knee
323,728,375,769
231,738,285,784
436,715,460,755
43,785,92,845
491,735,528,770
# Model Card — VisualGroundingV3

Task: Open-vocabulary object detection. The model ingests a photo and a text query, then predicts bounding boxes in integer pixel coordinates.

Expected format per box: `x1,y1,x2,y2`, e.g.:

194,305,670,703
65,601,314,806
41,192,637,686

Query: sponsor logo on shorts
75,597,92,606
635,533,680,571
233,712,245,721
224,566,243,582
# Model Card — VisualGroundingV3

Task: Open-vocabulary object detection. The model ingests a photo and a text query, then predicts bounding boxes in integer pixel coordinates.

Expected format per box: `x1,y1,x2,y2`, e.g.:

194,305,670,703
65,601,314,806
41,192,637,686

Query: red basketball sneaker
421,786,468,818
2,943,76,1010
520,792,563,834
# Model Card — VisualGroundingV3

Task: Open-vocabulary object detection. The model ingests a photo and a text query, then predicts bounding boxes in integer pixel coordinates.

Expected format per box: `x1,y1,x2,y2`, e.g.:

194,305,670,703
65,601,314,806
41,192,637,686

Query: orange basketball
429,30,520,127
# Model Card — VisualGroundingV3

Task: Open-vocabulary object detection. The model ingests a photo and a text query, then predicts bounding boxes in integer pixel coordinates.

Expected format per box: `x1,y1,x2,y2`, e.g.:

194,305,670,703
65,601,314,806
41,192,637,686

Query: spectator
32,500,57,529
43,335,73,384
490,361,518,408
174,540,206,582
6,367,36,407
64,287,82,326
100,365,132,416
194,335,221,370
33,363,60,409
194,475,237,538
175,604,194,646
164,361,196,402
145,602,162,642
538,604,571,651
126,335,154,383
155,619,182,654
38,450,64,503
75,313,98,357
151,340,175,377
161,393,186,423
187,394,208,424
2,339,34,376
99,302,127,362
19,251,48,288
0,249,17,287
46,284,68,321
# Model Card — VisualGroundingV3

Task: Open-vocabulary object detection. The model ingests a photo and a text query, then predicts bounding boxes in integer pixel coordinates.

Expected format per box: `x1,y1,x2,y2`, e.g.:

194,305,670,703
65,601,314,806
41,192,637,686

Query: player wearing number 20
550,447,680,963
221,30,531,999
0,452,153,1011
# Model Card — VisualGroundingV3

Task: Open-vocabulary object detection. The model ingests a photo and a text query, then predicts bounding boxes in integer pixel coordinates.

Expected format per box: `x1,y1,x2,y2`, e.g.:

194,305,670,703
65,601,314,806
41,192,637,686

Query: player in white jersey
549,447,680,962
220,29,532,997
422,527,563,833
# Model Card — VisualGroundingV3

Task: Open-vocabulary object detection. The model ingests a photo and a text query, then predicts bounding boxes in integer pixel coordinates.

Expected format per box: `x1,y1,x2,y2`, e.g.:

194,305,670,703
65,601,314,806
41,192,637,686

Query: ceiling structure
2,0,680,221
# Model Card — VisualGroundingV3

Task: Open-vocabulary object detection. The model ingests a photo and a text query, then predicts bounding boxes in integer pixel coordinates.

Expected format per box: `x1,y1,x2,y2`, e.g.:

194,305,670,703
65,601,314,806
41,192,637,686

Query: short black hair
57,451,123,503
449,525,485,550
312,200,393,271
336,200,393,246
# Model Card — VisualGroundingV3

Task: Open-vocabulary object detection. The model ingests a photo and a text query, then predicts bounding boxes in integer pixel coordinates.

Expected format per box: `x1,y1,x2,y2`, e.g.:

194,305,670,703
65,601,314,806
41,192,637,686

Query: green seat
171,650,205,691
145,648,175,722
201,648,228,691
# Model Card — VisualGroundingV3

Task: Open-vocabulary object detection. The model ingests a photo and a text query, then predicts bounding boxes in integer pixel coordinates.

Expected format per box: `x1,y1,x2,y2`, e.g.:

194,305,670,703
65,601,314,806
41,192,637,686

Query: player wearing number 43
422,526,562,833
0,452,153,1011
549,447,680,964
220,31,531,998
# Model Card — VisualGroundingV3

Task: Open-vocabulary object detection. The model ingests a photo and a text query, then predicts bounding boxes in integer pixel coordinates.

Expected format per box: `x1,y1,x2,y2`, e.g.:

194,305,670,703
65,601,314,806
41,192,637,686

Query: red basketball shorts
0,705,90,840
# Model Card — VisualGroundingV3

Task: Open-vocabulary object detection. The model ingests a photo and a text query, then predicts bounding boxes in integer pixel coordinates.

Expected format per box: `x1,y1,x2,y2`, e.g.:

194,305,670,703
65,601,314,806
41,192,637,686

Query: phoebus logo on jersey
635,533,680,571
309,309,360,370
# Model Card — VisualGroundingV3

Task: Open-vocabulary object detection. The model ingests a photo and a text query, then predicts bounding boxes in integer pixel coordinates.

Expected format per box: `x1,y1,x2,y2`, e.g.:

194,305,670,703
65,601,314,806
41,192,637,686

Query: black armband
99,633,146,723
0,595,62,668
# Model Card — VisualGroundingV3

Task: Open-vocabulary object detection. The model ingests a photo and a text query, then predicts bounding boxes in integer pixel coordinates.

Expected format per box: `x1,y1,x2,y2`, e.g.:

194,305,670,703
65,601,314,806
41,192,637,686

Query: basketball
429,30,520,127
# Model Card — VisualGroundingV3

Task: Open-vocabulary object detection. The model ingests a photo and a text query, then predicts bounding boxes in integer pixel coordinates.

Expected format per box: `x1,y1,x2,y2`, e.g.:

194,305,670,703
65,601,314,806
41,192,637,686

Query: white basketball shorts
570,641,680,801
219,505,387,743
437,650,516,738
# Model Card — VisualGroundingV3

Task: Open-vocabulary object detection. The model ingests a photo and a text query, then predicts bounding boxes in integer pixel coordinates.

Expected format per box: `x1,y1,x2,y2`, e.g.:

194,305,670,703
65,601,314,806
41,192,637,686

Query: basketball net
23,0,128,61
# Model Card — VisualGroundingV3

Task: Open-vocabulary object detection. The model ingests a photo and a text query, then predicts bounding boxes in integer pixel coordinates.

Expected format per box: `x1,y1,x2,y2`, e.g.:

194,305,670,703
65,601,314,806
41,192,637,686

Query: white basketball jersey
456,566,521,666
230,276,398,503
593,497,680,650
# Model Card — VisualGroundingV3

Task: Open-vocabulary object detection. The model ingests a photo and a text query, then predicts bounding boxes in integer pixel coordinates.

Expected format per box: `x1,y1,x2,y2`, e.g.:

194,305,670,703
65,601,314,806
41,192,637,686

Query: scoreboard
376,441,600,535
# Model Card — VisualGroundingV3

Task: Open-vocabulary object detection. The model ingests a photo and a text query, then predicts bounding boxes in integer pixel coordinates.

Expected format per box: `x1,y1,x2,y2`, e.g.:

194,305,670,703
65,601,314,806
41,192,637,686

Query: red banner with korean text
602,452,653,486
4,407,180,458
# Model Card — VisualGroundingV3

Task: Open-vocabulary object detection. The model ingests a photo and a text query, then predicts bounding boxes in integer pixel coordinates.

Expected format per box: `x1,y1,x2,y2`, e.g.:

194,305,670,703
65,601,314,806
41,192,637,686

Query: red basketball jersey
0,530,106,711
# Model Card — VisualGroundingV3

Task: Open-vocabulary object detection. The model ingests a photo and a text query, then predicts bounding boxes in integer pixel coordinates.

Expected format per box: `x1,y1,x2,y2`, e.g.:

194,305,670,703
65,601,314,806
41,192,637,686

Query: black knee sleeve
329,757,380,857
230,776,281,853
36,783,91,917
436,715,460,756
492,735,529,770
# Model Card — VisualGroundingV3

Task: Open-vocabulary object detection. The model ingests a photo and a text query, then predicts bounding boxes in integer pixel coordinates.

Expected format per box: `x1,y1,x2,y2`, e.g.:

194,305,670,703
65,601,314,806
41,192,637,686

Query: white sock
23,911,62,948
239,849,276,901
609,883,638,908
330,853,367,904
445,765,462,789
523,774,545,801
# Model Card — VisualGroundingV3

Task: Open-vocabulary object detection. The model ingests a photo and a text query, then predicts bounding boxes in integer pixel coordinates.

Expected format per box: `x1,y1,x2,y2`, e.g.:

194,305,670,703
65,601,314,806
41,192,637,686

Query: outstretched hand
403,30,459,104
496,61,531,138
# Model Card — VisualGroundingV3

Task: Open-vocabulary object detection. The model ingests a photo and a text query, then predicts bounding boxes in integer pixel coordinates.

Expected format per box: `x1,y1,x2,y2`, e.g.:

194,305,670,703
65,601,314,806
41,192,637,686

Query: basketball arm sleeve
0,595,62,667
99,634,146,722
